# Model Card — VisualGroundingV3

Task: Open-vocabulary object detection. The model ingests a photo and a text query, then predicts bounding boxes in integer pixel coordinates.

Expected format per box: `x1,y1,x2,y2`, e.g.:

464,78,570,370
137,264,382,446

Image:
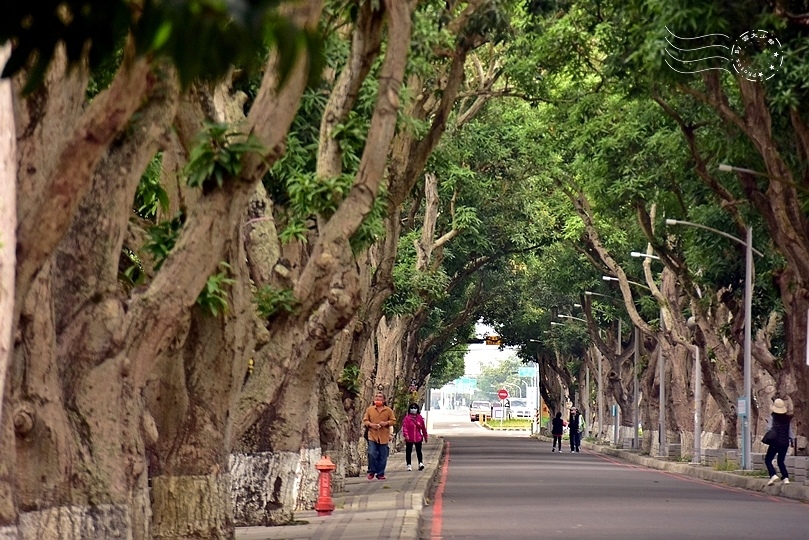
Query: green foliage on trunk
197,262,236,317
254,285,298,319
185,123,265,191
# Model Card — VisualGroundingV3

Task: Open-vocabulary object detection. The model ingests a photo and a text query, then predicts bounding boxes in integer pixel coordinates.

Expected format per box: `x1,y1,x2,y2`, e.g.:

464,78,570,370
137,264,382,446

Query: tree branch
559,179,655,336
312,0,417,250
651,91,747,228
15,50,152,318
316,1,385,179
126,2,324,387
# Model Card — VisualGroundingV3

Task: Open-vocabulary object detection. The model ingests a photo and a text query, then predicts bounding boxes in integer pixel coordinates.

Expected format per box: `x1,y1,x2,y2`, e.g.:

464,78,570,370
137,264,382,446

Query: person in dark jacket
568,407,582,452
765,398,794,486
551,412,564,452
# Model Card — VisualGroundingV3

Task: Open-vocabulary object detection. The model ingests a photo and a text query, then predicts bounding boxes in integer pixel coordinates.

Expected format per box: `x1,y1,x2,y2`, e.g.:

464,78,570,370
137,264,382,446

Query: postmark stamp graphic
730,30,783,81
664,26,783,81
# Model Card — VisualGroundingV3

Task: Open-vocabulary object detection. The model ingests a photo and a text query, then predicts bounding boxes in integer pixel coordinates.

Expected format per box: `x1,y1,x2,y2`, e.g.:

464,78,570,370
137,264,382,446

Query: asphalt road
421,409,809,539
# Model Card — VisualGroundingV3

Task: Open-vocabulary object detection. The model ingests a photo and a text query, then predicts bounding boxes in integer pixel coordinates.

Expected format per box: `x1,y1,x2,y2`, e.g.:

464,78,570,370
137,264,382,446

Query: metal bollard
314,455,337,516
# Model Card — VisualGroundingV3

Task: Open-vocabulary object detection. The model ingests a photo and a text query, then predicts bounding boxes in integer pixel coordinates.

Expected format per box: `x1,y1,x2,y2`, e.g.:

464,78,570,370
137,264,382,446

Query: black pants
570,431,580,451
765,443,789,478
405,442,423,465
552,435,562,450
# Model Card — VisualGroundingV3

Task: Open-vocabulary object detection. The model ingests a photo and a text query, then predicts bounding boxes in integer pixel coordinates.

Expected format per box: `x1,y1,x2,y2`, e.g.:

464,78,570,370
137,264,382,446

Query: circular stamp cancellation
730,30,783,82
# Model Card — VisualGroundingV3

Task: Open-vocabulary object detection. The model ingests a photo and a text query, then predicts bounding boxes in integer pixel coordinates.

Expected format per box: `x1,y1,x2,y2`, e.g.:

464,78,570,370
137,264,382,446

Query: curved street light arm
665,219,764,257
603,275,652,291
558,314,587,322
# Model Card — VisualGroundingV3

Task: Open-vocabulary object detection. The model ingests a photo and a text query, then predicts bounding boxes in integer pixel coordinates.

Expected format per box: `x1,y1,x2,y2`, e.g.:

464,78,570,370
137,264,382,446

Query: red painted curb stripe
430,441,450,539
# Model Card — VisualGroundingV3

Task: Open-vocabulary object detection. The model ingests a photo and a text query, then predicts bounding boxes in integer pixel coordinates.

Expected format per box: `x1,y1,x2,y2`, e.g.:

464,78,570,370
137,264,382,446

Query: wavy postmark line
664,26,734,75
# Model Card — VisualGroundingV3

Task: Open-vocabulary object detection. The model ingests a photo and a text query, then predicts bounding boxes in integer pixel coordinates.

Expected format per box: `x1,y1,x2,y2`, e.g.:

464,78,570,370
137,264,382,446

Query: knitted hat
771,398,787,414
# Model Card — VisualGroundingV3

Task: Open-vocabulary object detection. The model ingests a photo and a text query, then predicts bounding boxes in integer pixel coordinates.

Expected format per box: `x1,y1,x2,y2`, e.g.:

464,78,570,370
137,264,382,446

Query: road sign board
497,389,509,400
737,397,747,416
518,366,535,377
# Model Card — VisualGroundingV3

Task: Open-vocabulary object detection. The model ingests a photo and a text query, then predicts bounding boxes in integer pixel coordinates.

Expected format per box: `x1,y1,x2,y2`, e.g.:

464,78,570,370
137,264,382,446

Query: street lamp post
585,365,590,439
633,326,640,449
535,359,542,434
693,342,702,464
666,218,761,470
615,319,622,447
659,306,667,458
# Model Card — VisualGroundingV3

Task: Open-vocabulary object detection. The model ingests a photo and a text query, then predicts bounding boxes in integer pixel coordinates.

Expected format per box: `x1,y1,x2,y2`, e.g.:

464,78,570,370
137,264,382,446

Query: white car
469,400,492,422
505,398,532,419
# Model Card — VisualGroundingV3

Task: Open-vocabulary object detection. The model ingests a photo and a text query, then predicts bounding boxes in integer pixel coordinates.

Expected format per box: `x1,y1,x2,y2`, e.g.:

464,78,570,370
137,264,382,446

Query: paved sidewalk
575,437,809,503
236,438,444,540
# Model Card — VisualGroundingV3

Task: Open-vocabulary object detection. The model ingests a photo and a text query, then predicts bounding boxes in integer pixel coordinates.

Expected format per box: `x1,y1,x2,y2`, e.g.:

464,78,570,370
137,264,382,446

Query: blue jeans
367,440,390,476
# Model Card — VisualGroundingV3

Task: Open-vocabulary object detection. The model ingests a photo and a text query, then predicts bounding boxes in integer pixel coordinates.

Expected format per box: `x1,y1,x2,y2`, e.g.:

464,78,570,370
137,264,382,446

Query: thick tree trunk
141,71,265,540
230,447,321,526
693,305,740,449
232,1,417,525
14,498,150,540
7,268,151,540
151,475,231,539
4,5,322,540
640,339,657,454
0,43,15,425
147,270,254,539
9,65,176,540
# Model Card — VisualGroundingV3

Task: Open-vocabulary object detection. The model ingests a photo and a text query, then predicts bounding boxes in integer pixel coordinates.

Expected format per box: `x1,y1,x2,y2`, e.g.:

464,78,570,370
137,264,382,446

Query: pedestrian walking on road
551,412,564,452
568,407,582,452
363,392,396,480
401,403,428,471
764,398,794,486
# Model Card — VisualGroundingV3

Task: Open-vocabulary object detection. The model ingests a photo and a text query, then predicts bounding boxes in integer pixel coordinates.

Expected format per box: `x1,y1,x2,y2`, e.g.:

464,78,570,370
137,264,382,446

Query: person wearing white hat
763,398,795,486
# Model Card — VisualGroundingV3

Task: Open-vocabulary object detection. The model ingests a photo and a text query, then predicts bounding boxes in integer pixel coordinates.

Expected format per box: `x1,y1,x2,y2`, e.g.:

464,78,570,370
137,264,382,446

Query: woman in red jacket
401,402,429,471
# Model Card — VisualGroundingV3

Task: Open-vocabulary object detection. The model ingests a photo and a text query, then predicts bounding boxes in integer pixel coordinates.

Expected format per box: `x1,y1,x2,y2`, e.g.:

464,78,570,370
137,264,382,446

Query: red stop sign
497,389,509,400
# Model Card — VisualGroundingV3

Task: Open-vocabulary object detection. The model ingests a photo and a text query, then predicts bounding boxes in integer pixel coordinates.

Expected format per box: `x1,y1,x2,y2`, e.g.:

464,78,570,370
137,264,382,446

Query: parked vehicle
469,400,492,422
505,398,532,419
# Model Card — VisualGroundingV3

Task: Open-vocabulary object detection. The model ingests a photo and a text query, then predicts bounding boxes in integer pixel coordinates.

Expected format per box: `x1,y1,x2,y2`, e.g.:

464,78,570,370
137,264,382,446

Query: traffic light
484,335,502,346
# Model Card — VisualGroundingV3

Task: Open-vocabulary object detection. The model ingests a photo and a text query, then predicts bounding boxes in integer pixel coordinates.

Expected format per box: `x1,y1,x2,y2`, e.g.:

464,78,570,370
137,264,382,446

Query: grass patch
736,469,769,477
483,419,532,429
713,458,740,471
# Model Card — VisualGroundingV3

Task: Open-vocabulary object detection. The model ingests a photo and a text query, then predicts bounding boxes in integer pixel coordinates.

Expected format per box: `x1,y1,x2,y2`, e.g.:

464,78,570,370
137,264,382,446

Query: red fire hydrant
314,455,336,516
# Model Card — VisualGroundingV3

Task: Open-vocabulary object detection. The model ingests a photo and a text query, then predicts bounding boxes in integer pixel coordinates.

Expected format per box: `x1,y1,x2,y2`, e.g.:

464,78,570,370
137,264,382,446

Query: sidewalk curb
235,438,445,540
397,436,446,540
534,435,809,503
408,438,446,539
